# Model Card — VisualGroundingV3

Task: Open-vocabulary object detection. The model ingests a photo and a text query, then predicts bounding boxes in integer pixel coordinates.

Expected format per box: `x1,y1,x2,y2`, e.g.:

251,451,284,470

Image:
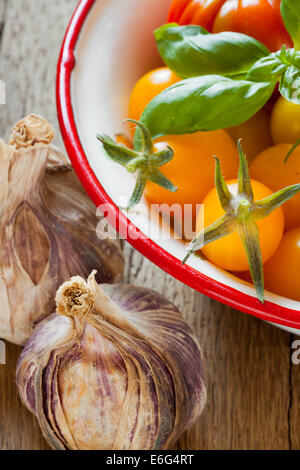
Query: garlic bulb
0,115,124,345
17,273,206,450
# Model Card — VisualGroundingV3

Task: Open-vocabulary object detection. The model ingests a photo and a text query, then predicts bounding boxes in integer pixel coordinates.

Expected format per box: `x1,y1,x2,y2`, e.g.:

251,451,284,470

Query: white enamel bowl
57,0,300,334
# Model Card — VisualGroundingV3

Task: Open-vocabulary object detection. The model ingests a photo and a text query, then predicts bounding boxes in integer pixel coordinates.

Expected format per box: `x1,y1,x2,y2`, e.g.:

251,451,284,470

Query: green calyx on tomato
97,120,177,210
183,141,300,303
136,0,300,141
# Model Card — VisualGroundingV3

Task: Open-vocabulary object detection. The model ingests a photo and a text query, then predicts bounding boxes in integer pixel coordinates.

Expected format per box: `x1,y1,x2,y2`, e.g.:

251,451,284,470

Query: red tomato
169,0,227,31
168,0,292,52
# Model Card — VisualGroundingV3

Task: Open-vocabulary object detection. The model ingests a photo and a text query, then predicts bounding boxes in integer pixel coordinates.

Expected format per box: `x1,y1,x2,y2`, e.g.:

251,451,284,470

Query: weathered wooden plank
0,0,76,144
179,306,291,450
0,343,51,450
0,0,77,451
289,339,300,449
0,0,295,451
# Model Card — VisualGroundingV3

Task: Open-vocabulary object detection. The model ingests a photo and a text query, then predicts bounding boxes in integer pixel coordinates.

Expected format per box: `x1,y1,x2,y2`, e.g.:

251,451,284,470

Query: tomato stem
284,137,300,163
97,121,177,210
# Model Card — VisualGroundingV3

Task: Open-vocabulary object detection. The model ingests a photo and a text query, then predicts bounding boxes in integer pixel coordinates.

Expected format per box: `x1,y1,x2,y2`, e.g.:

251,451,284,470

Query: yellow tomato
144,130,238,208
264,228,300,301
271,96,300,144
250,144,300,230
227,108,273,162
128,67,181,122
198,180,284,272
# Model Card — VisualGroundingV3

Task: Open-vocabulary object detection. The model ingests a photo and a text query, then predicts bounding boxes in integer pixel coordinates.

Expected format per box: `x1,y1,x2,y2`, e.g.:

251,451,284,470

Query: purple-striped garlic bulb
0,115,124,345
16,272,206,450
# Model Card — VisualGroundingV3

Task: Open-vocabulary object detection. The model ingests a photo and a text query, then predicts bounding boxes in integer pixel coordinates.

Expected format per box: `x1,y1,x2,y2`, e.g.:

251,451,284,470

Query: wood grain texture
0,0,299,451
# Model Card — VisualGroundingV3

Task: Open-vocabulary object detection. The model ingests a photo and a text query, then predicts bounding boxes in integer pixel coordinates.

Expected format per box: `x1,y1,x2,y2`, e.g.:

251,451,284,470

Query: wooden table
0,0,299,450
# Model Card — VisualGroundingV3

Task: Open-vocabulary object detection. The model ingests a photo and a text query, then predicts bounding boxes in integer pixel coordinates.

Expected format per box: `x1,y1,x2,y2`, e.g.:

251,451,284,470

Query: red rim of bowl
56,0,300,329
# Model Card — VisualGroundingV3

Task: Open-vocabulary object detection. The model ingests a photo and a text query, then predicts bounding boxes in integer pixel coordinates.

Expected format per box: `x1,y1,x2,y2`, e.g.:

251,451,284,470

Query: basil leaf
139,76,275,138
280,65,300,103
247,54,286,82
281,0,300,49
154,25,270,79
247,48,300,82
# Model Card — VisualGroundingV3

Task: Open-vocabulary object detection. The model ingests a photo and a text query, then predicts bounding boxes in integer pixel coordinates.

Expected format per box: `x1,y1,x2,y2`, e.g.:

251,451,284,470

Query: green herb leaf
139,76,275,138
247,52,288,82
154,25,269,79
279,65,300,103
247,47,300,87
281,0,300,50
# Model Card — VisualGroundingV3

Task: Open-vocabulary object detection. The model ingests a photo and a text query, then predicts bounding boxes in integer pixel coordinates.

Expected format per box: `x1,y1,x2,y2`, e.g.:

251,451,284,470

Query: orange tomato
250,144,300,230
128,67,181,122
115,133,133,149
264,228,300,301
144,130,238,208
198,180,284,271
226,108,272,162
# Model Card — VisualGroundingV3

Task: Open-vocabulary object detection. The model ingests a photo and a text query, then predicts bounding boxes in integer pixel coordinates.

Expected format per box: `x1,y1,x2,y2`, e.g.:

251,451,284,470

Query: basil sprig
138,0,300,140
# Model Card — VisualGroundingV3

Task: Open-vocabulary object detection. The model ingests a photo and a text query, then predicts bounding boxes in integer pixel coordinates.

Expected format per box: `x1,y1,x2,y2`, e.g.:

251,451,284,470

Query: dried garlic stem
56,273,143,340
56,275,96,319
9,114,54,149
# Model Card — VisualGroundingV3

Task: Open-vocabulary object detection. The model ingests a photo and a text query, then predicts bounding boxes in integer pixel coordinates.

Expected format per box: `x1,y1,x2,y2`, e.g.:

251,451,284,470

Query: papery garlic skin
0,116,124,345
17,273,206,450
